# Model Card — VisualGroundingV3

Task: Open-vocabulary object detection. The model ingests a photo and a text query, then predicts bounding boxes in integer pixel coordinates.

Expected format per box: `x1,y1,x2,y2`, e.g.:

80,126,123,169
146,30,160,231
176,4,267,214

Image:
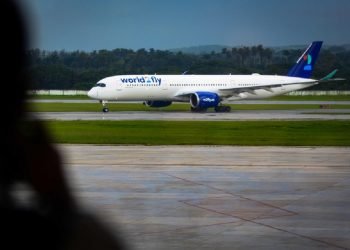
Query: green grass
46,120,350,146
28,95,350,146
29,102,350,112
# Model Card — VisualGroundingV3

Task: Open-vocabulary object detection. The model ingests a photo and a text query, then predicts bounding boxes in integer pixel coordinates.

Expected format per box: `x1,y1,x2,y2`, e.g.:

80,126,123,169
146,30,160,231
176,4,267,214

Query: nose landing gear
100,100,109,113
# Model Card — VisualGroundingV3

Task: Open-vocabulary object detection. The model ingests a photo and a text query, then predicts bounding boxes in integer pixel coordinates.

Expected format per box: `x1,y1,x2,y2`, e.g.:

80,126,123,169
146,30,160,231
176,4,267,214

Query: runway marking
69,162,349,168
165,173,297,215
132,220,242,236
164,173,349,250
181,200,348,250
63,146,350,249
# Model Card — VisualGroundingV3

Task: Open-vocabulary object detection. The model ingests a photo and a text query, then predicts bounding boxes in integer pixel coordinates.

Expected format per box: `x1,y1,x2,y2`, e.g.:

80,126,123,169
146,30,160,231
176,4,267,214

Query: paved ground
34,109,350,121
59,145,350,250
31,99,350,121
29,100,350,105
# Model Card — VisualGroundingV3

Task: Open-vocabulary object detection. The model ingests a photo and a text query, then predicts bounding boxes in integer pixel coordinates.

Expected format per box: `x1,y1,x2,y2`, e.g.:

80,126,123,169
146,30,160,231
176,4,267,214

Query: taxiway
34,109,350,121
60,145,350,250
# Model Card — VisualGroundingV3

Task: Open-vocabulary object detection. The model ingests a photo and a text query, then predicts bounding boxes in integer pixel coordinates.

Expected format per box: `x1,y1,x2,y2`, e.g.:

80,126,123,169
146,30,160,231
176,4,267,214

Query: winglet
319,69,346,83
287,41,323,78
320,69,338,81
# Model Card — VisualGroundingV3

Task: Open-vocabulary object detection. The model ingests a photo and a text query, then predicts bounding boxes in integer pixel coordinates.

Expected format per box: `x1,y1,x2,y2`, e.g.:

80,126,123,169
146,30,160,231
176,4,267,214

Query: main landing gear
214,105,231,112
190,105,231,113
190,107,208,112
100,100,109,113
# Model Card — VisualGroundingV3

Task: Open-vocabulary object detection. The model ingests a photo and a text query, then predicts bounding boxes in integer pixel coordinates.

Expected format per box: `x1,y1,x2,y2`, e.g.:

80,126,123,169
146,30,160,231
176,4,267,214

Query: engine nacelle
190,92,220,109
144,100,172,108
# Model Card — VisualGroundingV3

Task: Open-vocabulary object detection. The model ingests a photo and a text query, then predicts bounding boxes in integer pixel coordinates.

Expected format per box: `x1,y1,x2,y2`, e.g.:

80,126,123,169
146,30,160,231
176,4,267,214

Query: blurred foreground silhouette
0,1,127,249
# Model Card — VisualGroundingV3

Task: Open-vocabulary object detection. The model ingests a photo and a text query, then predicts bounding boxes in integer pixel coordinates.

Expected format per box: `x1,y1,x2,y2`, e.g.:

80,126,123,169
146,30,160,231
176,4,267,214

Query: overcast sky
21,0,350,51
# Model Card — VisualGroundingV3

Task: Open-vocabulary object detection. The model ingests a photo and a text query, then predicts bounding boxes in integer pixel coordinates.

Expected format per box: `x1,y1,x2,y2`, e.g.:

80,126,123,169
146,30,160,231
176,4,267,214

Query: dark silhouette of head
1,0,30,199
2,0,29,123
1,2,127,249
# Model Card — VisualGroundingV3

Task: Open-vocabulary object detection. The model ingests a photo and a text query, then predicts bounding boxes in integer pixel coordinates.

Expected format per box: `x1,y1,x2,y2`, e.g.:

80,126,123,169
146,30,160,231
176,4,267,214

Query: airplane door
161,79,167,90
116,80,123,91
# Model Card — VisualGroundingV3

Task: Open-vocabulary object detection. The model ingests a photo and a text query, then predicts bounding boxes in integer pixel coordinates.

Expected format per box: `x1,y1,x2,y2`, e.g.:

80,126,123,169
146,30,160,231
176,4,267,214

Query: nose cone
87,89,93,98
87,88,97,99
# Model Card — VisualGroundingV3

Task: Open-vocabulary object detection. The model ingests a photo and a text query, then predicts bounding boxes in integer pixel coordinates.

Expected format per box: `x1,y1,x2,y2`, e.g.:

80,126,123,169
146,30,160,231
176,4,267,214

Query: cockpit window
95,83,106,87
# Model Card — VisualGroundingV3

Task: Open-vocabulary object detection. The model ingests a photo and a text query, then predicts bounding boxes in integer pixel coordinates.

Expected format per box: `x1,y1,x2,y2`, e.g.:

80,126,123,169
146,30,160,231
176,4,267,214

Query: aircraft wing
174,68,344,100
218,69,344,95
174,80,319,99
217,80,318,96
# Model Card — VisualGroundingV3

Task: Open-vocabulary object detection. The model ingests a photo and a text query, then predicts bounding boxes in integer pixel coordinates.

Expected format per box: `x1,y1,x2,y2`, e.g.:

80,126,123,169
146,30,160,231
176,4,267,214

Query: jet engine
190,92,220,109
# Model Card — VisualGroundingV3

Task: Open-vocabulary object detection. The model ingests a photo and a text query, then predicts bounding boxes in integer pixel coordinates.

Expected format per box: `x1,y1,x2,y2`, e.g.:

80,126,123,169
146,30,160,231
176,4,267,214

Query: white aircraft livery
87,41,340,112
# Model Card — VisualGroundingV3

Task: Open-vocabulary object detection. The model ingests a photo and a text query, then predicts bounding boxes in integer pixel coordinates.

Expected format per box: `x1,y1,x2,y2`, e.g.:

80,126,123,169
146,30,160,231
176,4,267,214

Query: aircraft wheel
215,106,231,112
191,107,207,112
102,107,109,113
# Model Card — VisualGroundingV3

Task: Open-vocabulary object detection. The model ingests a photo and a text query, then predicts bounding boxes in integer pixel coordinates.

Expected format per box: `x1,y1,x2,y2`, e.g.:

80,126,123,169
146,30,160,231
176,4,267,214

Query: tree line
26,45,350,90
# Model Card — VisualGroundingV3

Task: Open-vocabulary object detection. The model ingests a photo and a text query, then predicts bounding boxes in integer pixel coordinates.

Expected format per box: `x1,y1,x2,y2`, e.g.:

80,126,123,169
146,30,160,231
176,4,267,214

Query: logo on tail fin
303,54,312,71
287,41,323,78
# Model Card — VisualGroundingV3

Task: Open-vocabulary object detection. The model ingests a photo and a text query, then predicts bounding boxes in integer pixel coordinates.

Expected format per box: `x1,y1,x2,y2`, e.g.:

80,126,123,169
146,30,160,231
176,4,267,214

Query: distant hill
170,44,350,54
272,44,350,52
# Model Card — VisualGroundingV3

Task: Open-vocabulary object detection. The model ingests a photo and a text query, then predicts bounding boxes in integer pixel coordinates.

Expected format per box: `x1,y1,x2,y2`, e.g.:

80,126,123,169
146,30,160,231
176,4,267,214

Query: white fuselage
87,74,317,102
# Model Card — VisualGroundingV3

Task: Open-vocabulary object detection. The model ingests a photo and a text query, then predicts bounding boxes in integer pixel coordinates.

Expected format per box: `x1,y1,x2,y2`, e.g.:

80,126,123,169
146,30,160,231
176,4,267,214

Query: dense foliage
26,45,350,90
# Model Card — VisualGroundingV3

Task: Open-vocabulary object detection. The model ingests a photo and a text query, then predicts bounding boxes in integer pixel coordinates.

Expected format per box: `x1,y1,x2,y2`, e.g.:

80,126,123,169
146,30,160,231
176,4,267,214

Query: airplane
87,41,341,113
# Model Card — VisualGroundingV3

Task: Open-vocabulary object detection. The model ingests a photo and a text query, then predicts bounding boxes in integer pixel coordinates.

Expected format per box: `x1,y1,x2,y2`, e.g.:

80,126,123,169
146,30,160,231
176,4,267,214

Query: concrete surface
34,109,350,121
59,145,350,250
28,99,350,105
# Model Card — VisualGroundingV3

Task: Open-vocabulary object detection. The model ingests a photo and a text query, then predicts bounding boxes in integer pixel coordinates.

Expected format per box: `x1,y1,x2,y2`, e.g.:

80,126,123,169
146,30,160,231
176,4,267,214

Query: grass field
29,95,350,146
28,94,350,112
46,120,350,146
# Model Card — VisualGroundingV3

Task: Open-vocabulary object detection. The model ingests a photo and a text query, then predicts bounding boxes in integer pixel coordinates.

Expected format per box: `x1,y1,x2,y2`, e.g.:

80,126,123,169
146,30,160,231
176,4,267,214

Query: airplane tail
287,41,323,78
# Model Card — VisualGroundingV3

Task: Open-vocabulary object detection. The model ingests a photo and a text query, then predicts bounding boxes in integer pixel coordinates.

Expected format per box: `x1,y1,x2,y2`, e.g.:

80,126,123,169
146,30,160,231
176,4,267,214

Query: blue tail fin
287,41,323,78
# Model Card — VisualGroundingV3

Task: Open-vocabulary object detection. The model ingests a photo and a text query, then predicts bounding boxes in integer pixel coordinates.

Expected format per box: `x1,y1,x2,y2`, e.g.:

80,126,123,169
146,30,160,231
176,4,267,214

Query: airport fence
30,90,88,95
